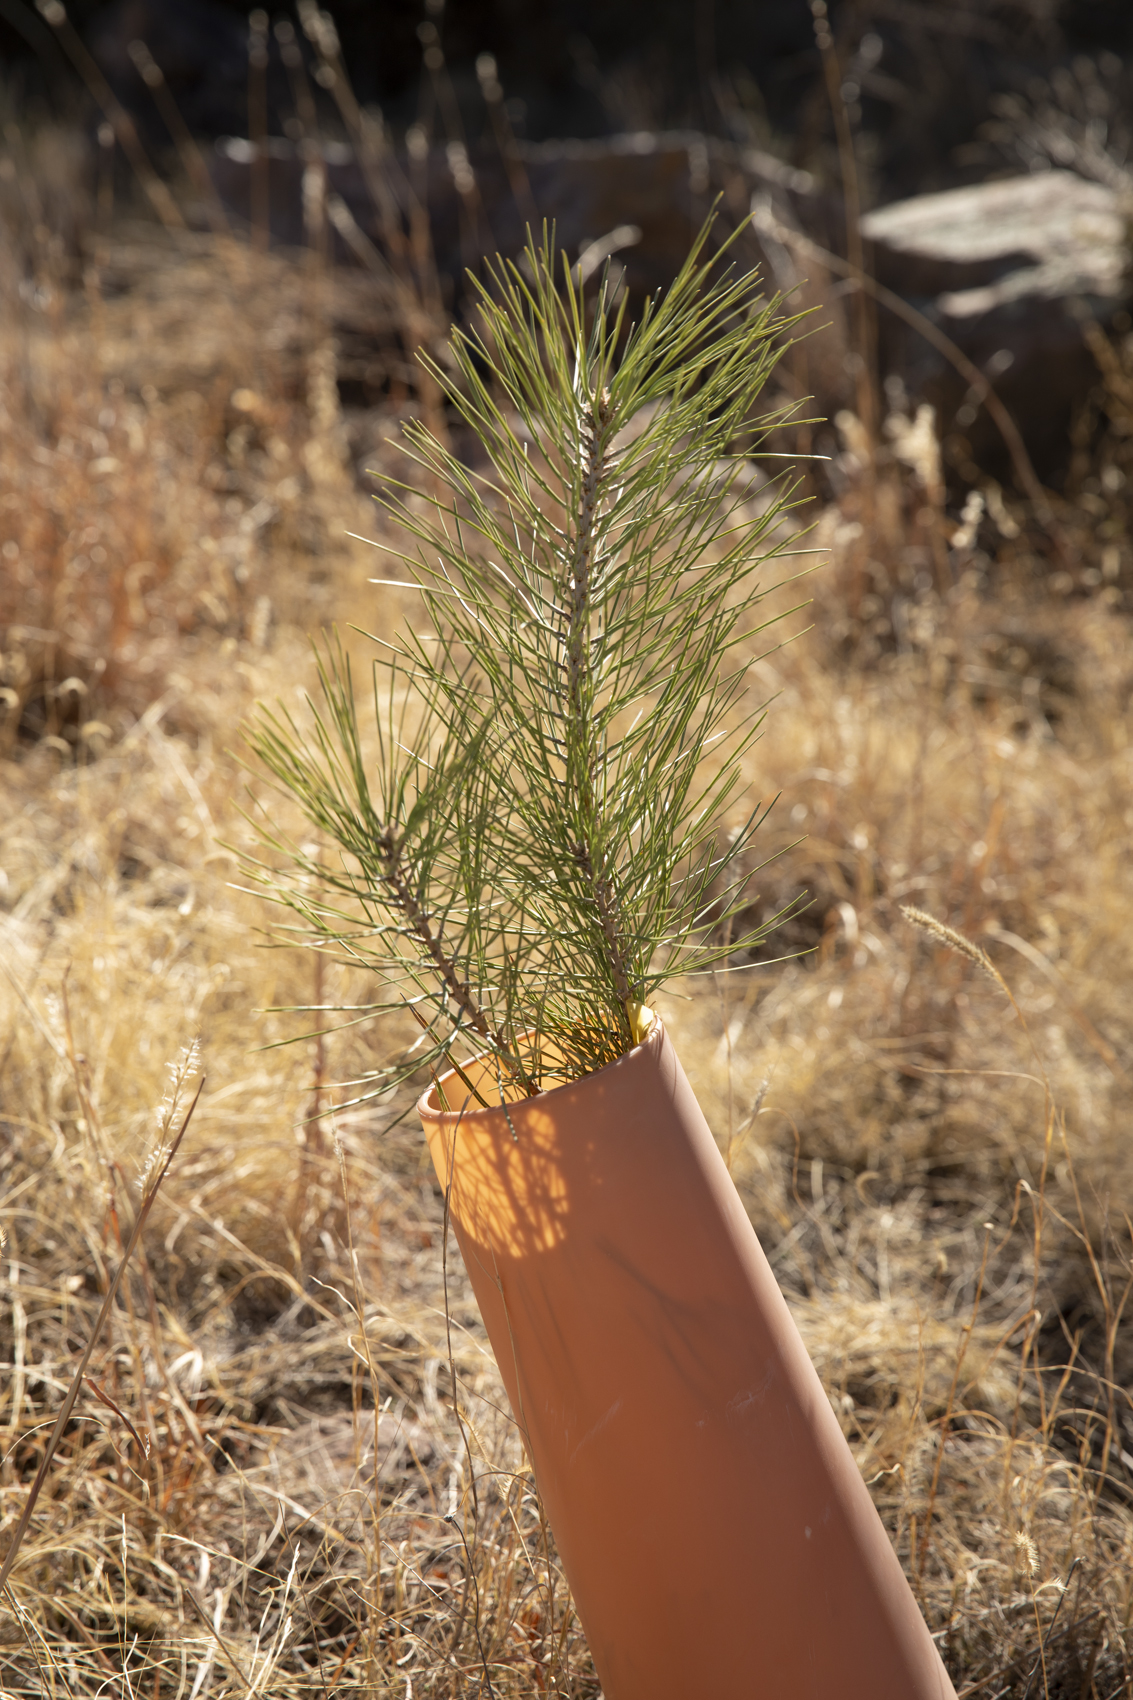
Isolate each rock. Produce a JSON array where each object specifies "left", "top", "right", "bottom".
[
  {"left": 206, "top": 127, "right": 828, "bottom": 415},
  {"left": 510, "top": 132, "right": 814, "bottom": 300},
  {"left": 860, "top": 171, "right": 1133, "bottom": 479},
  {"left": 208, "top": 129, "right": 815, "bottom": 298},
  {"left": 209, "top": 135, "right": 362, "bottom": 256},
  {"left": 862, "top": 170, "right": 1127, "bottom": 300}
]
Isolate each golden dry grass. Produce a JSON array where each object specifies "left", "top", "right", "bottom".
[{"left": 3, "top": 130, "right": 1133, "bottom": 1698}]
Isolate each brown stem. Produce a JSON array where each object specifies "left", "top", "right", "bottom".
[
  {"left": 812, "top": 0, "right": 878, "bottom": 446},
  {"left": 382, "top": 837, "right": 487, "bottom": 1035},
  {"left": 573, "top": 842, "right": 633, "bottom": 1009},
  {"left": 0, "top": 1080, "right": 203, "bottom": 1597},
  {"left": 248, "top": 11, "right": 270, "bottom": 253},
  {"left": 379, "top": 831, "right": 535, "bottom": 1092},
  {"left": 39, "top": 4, "right": 185, "bottom": 232},
  {"left": 565, "top": 390, "right": 635, "bottom": 1025},
  {"left": 750, "top": 202, "right": 1070, "bottom": 560}
]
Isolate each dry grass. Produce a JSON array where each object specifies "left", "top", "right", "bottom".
[{"left": 2, "top": 122, "right": 1133, "bottom": 1700}]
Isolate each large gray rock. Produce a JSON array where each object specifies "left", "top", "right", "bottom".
[
  {"left": 207, "top": 128, "right": 815, "bottom": 301},
  {"left": 207, "top": 127, "right": 832, "bottom": 418},
  {"left": 860, "top": 171, "right": 1133, "bottom": 478},
  {"left": 861, "top": 171, "right": 1127, "bottom": 300}
]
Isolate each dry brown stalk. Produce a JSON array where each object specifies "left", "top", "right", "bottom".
[{"left": 0, "top": 1077, "right": 203, "bottom": 1598}]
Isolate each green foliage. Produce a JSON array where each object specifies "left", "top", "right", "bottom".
[{"left": 246, "top": 215, "right": 809, "bottom": 1103}]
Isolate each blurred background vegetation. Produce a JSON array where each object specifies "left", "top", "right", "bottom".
[{"left": 5, "top": 0, "right": 1133, "bottom": 191}]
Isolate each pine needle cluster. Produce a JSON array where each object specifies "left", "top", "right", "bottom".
[{"left": 246, "top": 217, "right": 809, "bottom": 1104}]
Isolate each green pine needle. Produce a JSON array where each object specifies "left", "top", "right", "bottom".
[{"left": 244, "top": 212, "right": 812, "bottom": 1104}]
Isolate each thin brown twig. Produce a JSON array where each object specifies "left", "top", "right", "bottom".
[
  {"left": 35, "top": 1, "right": 185, "bottom": 231},
  {"left": 917, "top": 1221, "right": 993, "bottom": 1581},
  {"left": 811, "top": 0, "right": 877, "bottom": 444},
  {"left": 0, "top": 1077, "right": 204, "bottom": 1596},
  {"left": 332, "top": 1125, "right": 385, "bottom": 1682},
  {"left": 750, "top": 200, "right": 1070, "bottom": 557},
  {"left": 125, "top": 38, "right": 230, "bottom": 236},
  {"left": 247, "top": 8, "right": 270, "bottom": 253},
  {"left": 439, "top": 1110, "right": 476, "bottom": 1668}
]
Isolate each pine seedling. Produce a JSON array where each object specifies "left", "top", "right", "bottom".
[{"left": 246, "top": 214, "right": 811, "bottom": 1102}]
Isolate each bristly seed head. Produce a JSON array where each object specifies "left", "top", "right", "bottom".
[
  {"left": 1014, "top": 1531, "right": 1039, "bottom": 1576},
  {"left": 900, "top": 905, "right": 998, "bottom": 982}
]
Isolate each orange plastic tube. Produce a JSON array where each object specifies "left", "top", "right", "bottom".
[{"left": 419, "top": 1019, "right": 956, "bottom": 1699}]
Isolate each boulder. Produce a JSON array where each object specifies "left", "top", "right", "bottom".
[
  {"left": 206, "top": 127, "right": 830, "bottom": 412},
  {"left": 205, "top": 125, "right": 873, "bottom": 436},
  {"left": 860, "top": 171, "right": 1133, "bottom": 479},
  {"left": 207, "top": 128, "right": 816, "bottom": 299}
]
